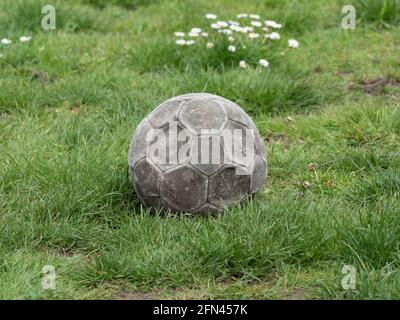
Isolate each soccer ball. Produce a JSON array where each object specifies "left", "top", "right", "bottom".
[{"left": 128, "top": 93, "right": 267, "bottom": 214}]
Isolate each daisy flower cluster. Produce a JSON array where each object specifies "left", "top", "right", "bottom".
[
  {"left": 0, "top": 35, "right": 32, "bottom": 57},
  {"left": 173, "top": 13, "right": 299, "bottom": 69},
  {"left": 1, "top": 35, "right": 32, "bottom": 45}
]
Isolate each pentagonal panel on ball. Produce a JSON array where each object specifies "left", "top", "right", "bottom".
[
  {"left": 132, "top": 158, "right": 161, "bottom": 197},
  {"left": 148, "top": 121, "right": 192, "bottom": 171},
  {"left": 178, "top": 98, "right": 228, "bottom": 134},
  {"left": 189, "top": 135, "right": 226, "bottom": 176},
  {"left": 208, "top": 165, "right": 251, "bottom": 208},
  {"left": 160, "top": 165, "right": 207, "bottom": 212},
  {"left": 148, "top": 99, "right": 184, "bottom": 128}
]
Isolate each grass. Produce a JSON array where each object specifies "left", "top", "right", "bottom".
[
  {"left": 0, "top": 0, "right": 399, "bottom": 299},
  {"left": 355, "top": 0, "right": 400, "bottom": 27}
]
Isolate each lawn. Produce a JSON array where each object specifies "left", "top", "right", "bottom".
[{"left": 0, "top": 0, "right": 399, "bottom": 299}]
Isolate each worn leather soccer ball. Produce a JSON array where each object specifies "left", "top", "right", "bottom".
[{"left": 128, "top": 93, "right": 267, "bottom": 214}]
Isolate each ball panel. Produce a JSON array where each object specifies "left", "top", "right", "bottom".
[
  {"left": 178, "top": 98, "right": 228, "bottom": 134},
  {"left": 132, "top": 158, "right": 161, "bottom": 197},
  {"left": 189, "top": 135, "right": 226, "bottom": 176},
  {"left": 160, "top": 165, "right": 207, "bottom": 212},
  {"left": 208, "top": 165, "right": 251, "bottom": 208},
  {"left": 250, "top": 155, "right": 267, "bottom": 193},
  {"left": 148, "top": 99, "right": 183, "bottom": 128},
  {"left": 219, "top": 97, "right": 252, "bottom": 127},
  {"left": 223, "top": 120, "right": 256, "bottom": 168},
  {"left": 148, "top": 121, "right": 192, "bottom": 171}
]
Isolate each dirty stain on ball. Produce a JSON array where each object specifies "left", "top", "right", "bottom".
[{"left": 128, "top": 93, "right": 267, "bottom": 214}]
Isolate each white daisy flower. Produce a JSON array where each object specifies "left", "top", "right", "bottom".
[
  {"left": 186, "top": 40, "right": 196, "bottom": 45},
  {"left": 206, "top": 13, "right": 217, "bottom": 19},
  {"left": 237, "top": 13, "right": 248, "bottom": 19},
  {"left": 218, "top": 29, "right": 233, "bottom": 35},
  {"left": 251, "top": 21, "right": 262, "bottom": 27},
  {"left": 238, "top": 27, "right": 249, "bottom": 33},
  {"left": 262, "top": 27, "right": 269, "bottom": 32},
  {"left": 217, "top": 21, "right": 229, "bottom": 27},
  {"left": 189, "top": 32, "right": 200, "bottom": 37},
  {"left": 248, "top": 32, "right": 260, "bottom": 39},
  {"left": 206, "top": 42, "right": 214, "bottom": 48},
  {"left": 264, "top": 20, "right": 275, "bottom": 27},
  {"left": 1, "top": 38, "right": 12, "bottom": 45},
  {"left": 228, "top": 36, "right": 235, "bottom": 42},
  {"left": 201, "top": 32, "right": 208, "bottom": 37},
  {"left": 250, "top": 14, "right": 260, "bottom": 20},
  {"left": 228, "top": 45, "right": 236, "bottom": 52},
  {"left": 265, "top": 32, "right": 280, "bottom": 40},
  {"left": 176, "top": 39, "right": 186, "bottom": 45},
  {"left": 264, "top": 20, "right": 282, "bottom": 28},
  {"left": 239, "top": 60, "right": 247, "bottom": 68},
  {"left": 228, "top": 21, "right": 240, "bottom": 26},
  {"left": 211, "top": 23, "right": 221, "bottom": 29},
  {"left": 19, "top": 35, "right": 32, "bottom": 42},
  {"left": 288, "top": 39, "right": 299, "bottom": 48},
  {"left": 259, "top": 59, "right": 269, "bottom": 68},
  {"left": 174, "top": 32, "right": 185, "bottom": 37},
  {"left": 191, "top": 28, "right": 202, "bottom": 33}
]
